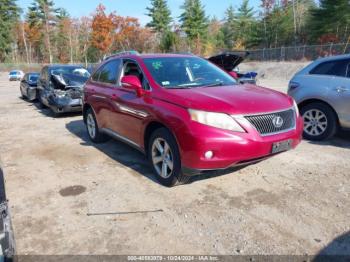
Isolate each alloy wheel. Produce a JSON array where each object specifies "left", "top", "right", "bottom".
[
  {"left": 151, "top": 138, "right": 174, "bottom": 179},
  {"left": 87, "top": 113, "right": 96, "bottom": 139},
  {"left": 303, "top": 109, "right": 328, "bottom": 137}
]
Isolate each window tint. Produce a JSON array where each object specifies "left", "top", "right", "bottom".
[
  {"left": 310, "top": 59, "right": 350, "bottom": 77},
  {"left": 97, "top": 60, "right": 121, "bottom": 84}
]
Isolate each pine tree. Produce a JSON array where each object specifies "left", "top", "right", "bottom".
[
  {"left": 235, "top": 0, "right": 255, "bottom": 47},
  {"left": 308, "top": 0, "right": 350, "bottom": 43},
  {"left": 0, "top": 0, "right": 20, "bottom": 61},
  {"left": 221, "top": 5, "right": 236, "bottom": 49},
  {"left": 146, "top": 0, "right": 172, "bottom": 33},
  {"left": 27, "top": 0, "right": 60, "bottom": 63},
  {"left": 179, "top": 0, "right": 208, "bottom": 41}
]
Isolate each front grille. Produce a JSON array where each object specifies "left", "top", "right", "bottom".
[{"left": 245, "top": 109, "right": 296, "bottom": 136}]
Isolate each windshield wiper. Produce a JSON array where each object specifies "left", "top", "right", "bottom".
[{"left": 203, "top": 82, "right": 224, "bottom": 87}]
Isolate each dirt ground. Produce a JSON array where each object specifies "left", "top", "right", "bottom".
[{"left": 0, "top": 68, "right": 349, "bottom": 256}]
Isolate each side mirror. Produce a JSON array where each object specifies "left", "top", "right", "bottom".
[{"left": 121, "top": 75, "right": 143, "bottom": 96}]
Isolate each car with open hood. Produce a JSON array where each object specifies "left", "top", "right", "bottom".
[
  {"left": 37, "top": 65, "right": 90, "bottom": 115},
  {"left": 0, "top": 158, "right": 15, "bottom": 261},
  {"left": 208, "top": 52, "right": 257, "bottom": 84},
  {"left": 83, "top": 52, "right": 303, "bottom": 187},
  {"left": 20, "top": 72, "right": 40, "bottom": 101}
]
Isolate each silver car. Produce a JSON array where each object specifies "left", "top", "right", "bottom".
[{"left": 288, "top": 54, "right": 350, "bottom": 141}]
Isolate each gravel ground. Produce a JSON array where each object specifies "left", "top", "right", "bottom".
[{"left": 0, "top": 71, "right": 349, "bottom": 256}]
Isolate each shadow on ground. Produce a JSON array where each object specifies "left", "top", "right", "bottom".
[
  {"left": 313, "top": 231, "right": 350, "bottom": 262},
  {"left": 65, "top": 120, "right": 248, "bottom": 186},
  {"left": 307, "top": 130, "right": 350, "bottom": 149}
]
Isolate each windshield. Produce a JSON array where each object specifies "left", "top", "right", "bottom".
[
  {"left": 143, "top": 57, "right": 236, "bottom": 89},
  {"left": 10, "top": 71, "right": 19, "bottom": 75},
  {"left": 50, "top": 67, "right": 90, "bottom": 78}
]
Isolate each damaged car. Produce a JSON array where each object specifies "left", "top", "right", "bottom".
[
  {"left": 208, "top": 52, "right": 258, "bottom": 84},
  {"left": 20, "top": 72, "right": 40, "bottom": 101},
  {"left": 0, "top": 159, "right": 15, "bottom": 261},
  {"left": 37, "top": 65, "right": 90, "bottom": 115}
]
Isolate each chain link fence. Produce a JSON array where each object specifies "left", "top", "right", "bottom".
[{"left": 248, "top": 43, "right": 350, "bottom": 61}]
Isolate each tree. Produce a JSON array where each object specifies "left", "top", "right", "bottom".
[
  {"left": 159, "top": 30, "right": 178, "bottom": 52},
  {"left": 221, "top": 5, "right": 236, "bottom": 49},
  {"left": 27, "top": 0, "right": 60, "bottom": 63},
  {"left": 146, "top": 0, "right": 172, "bottom": 33},
  {"left": 308, "top": 0, "right": 350, "bottom": 43},
  {"left": 179, "top": 0, "right": 208, "bottom": 40},
  {"left": 0, "top": 0, "right": 20, "bottom": 61},
  {"left": 235, "top": 0, "right": 255, "bottom": 48},
  {"left": 90, "top": 4, "right": 115, "bottom": 59},
  {"left": 179, "top": 0, "right": 208, "bottom": 54}
]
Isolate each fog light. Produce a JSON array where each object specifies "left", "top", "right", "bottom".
[{"left": 205, "top": 151, "right": 214, "bottom": 159}]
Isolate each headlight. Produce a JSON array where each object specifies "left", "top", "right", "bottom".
[
  {"left": 293, "top": 100, "right": 299, "bottom": 117},
  {"left": 53, "top": 90, "right": 67, "bottom": 98},
  {"left": 189, "top": 109, "right": 245, "bottom": 132}
]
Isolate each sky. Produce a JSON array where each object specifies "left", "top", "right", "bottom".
[{"left": 17, "top": 0, "right": 262, "bottom": 25}]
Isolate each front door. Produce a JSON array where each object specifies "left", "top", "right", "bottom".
[{"left": 108, "top": 59, "right": 151, "bottom": 147}]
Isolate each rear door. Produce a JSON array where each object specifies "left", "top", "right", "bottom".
[
  {"left": 333, "top": 59, "right": 350, "bottom": 128},
  {"left": 311, "top": 59, "right": 350, "bottom": 127}
]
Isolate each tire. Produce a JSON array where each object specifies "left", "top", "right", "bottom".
[
  {"left": 148, "top": 128, "right": 190, "bottom": 187},
  {"left": 300, "top": 102, "right": 338, "bottom": 141},
  {"left": 85, "top": 108, "right": 109, "bottom": 143}
]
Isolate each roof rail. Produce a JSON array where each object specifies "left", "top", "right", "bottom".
[{"left": 104, "top": 50, "right": 140, "bottom": 60}]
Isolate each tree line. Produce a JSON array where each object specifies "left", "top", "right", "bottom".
[{"left": 0, "top": 0, "right": 349, "bottom": 63}]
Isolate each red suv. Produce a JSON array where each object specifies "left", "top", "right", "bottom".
[{"left": 83, "top": 52, "right": 303, "bottom": 187}]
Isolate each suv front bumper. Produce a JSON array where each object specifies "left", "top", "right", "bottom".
[{"left": 179, "top": 115, "right": 304, "bottom": 174}]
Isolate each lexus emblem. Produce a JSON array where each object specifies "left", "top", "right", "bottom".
[{"left": 272, "top": 116, "right": 284, "bottom": 128}]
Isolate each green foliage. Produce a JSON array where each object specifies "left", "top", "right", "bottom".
[
  {"left": 308, "top": 0, "right": 350, "bottom": 43},
  {"left": 160, "top": 30, "right": 178, "bottom": 52},
  {"left": 221, "top": 5, "right": 236, "bottom": 49},
  {"left": 179, "top": 0, "right": 208, "bottom": 41},
  {"left": 0, "top": 0, "right": 20, "bottom": 61},
  {"left": 146, "top": 0, "right": 172, "bottom": 33}
]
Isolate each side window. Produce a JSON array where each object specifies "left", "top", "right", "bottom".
[
  {"left": 97, "top": 59, "right": 121, "bottom": 84},
  {"left": 310, "top": 59, "right": 350, "bottom": 77},
  {"left": 121, "top": 60, "right": 150, "bottom": 90},
  {"left": 91, "top": 67, "right": 102, "bottom": 82}
]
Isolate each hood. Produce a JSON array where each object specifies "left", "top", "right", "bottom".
[
  {"left": 159, "top": 84, "right": 293, "bottom": 115},
  {"left": 51, "top": 73, "right": 88, "bottom": 90},
  {"left": 208, "top": 52, "right": 249, "bottom": 72}
]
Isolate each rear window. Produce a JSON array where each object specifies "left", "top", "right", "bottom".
[
  {"left": 310, "top": 59, "right": 350, "bottom": 77},
  {"left": 29, "top": 75, "right": 39, "bottom": 82}
]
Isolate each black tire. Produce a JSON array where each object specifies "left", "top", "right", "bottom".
[
  {"left": 85, "top": 108, "right": 109, "bottom": 143},
  {"left": 148, "top": 128, "right": 190, "bottom": 187},
  {"left": 300, "top": 102, "right": 338, "bottom": 141}
]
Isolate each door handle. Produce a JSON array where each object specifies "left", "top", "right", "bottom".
[{"left": 335, "top": 86, "right": 349, "bottom": 93}]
